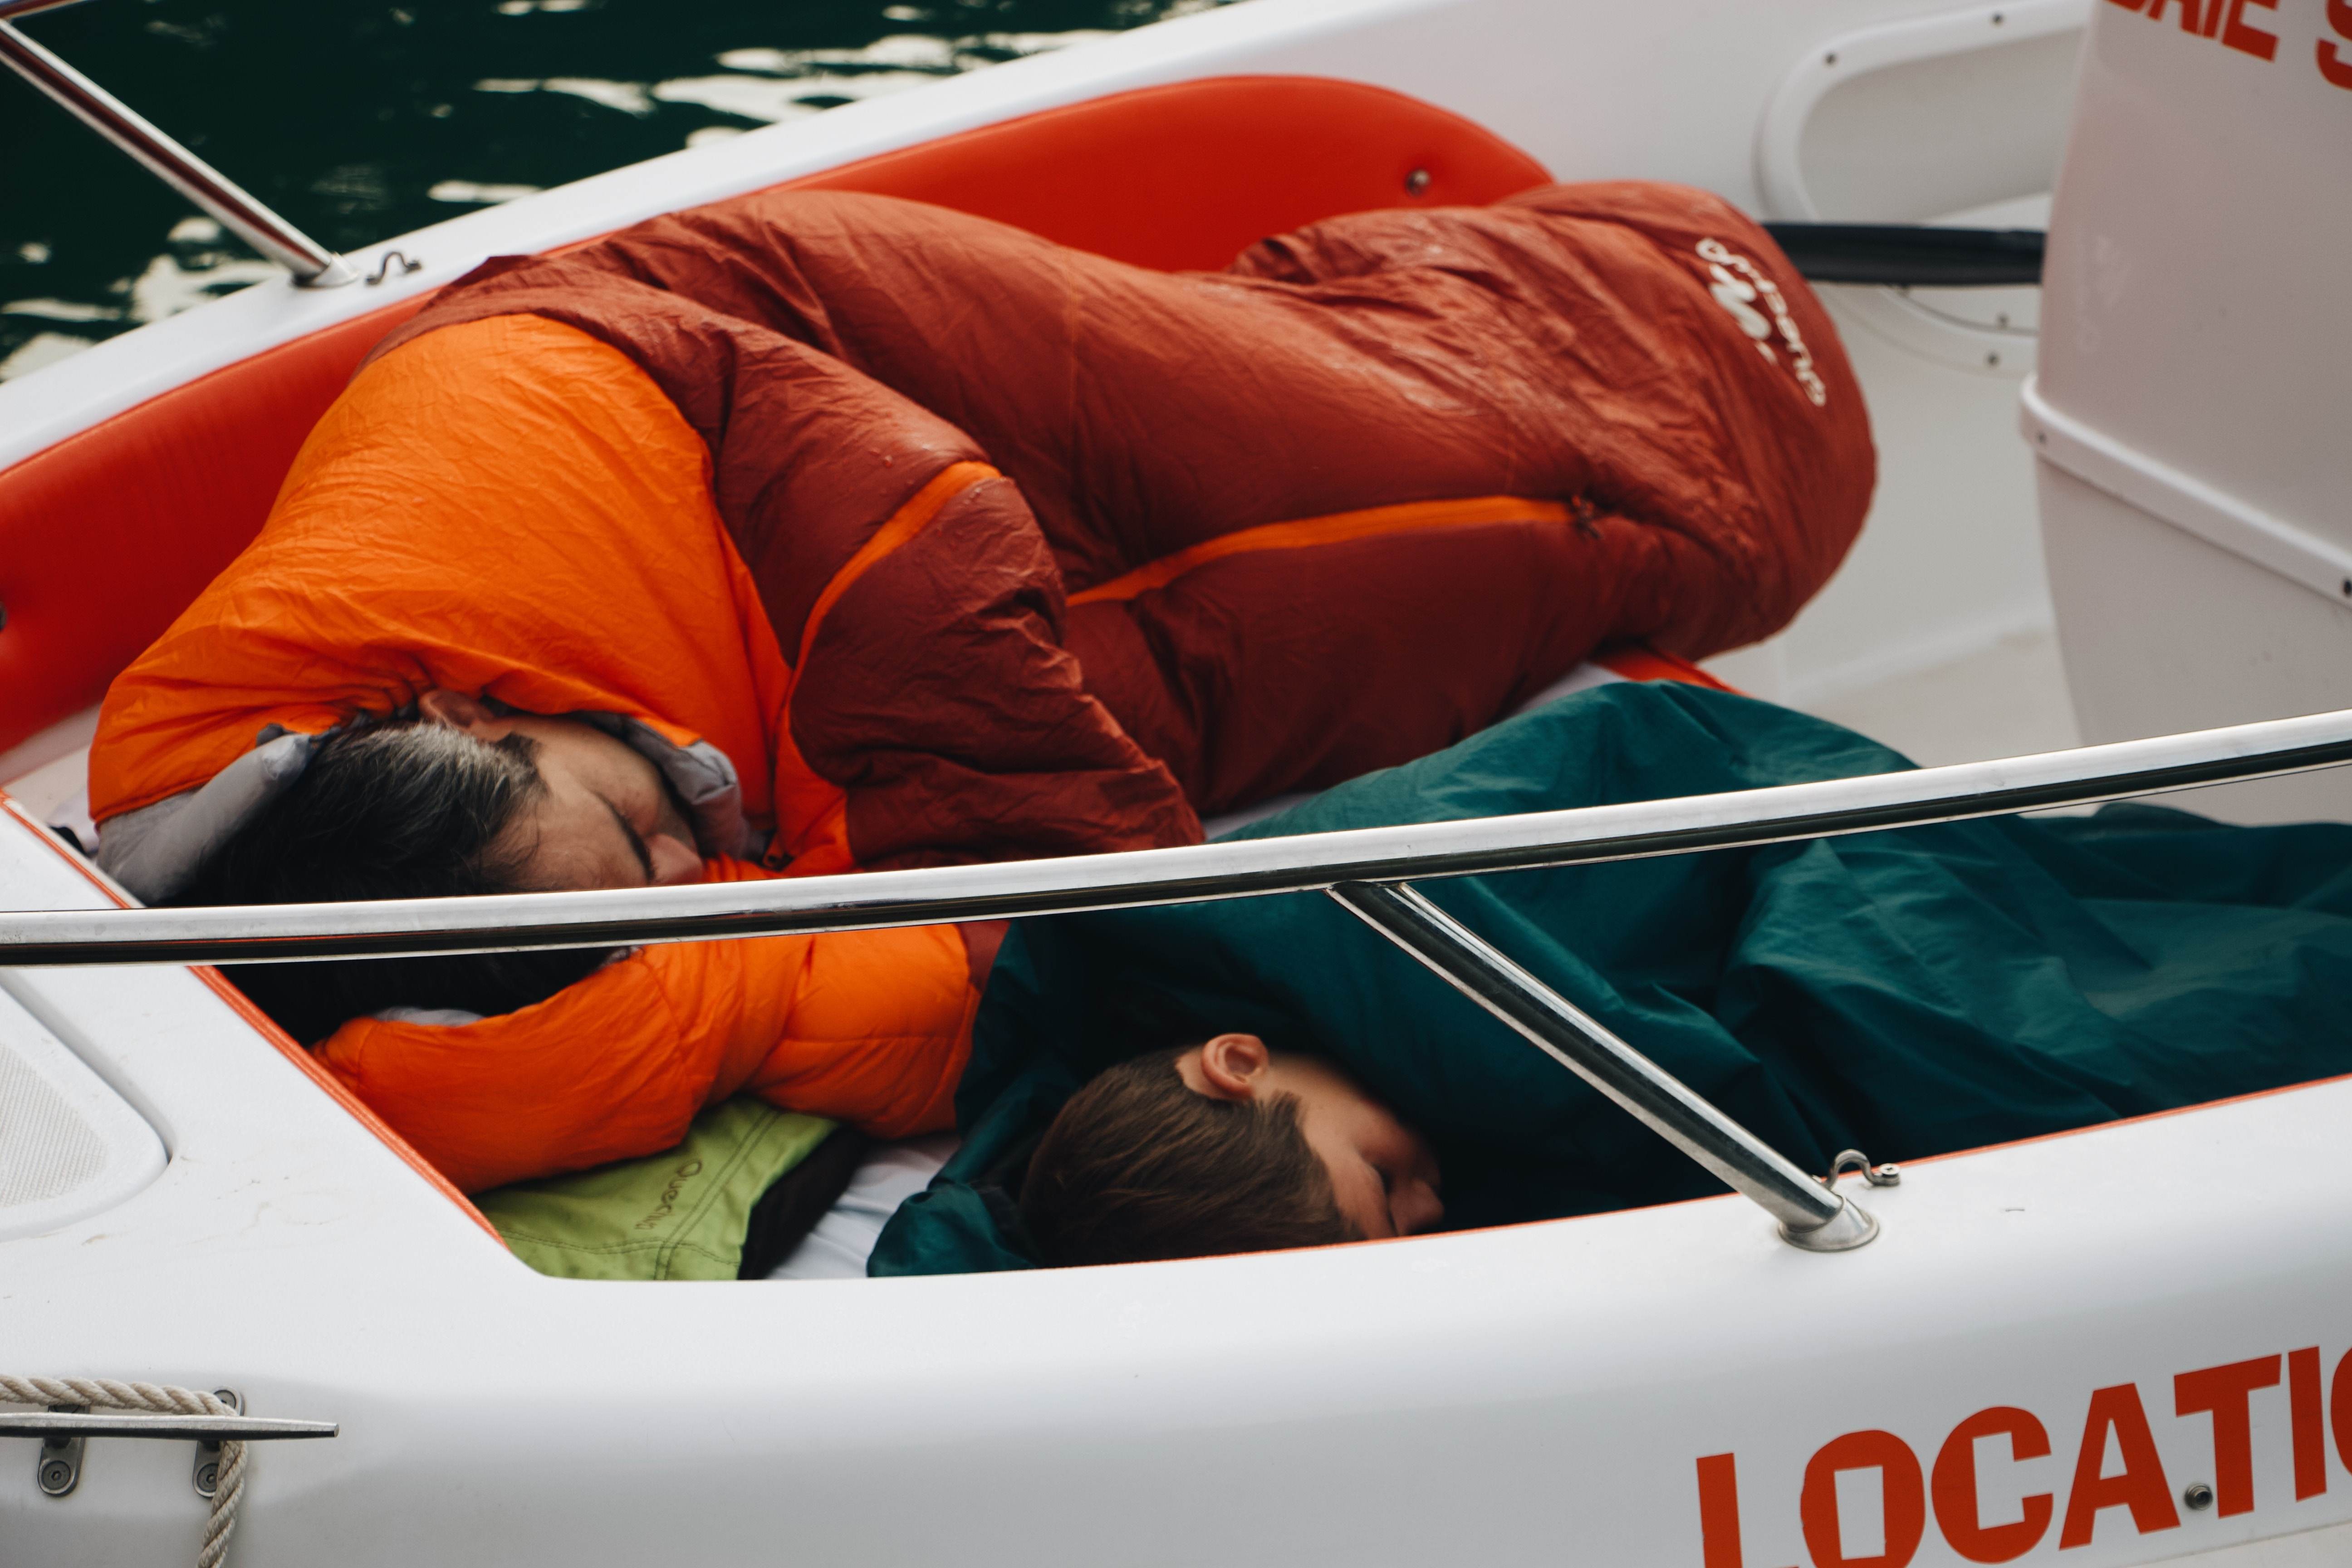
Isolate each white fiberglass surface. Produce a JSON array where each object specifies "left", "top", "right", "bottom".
[{"left": 0, "top": 985, "right": 164, "bottom": 1240}]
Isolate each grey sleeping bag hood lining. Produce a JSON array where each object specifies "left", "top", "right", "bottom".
[{"left": 94, "top": 706, "right": 757, "bottom": 906}]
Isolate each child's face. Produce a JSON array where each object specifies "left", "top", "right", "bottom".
[{"left": 1179, "top": 1035, "right": 1444, "bottom": 1240}]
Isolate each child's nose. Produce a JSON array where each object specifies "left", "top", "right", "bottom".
[{"left": 1395, "top": 1181, "right": 1445, "bottom": 1236}]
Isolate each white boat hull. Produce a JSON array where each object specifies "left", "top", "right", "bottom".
[{"left": 8, "top": 0, "right": 2350, "bottom": 1562}]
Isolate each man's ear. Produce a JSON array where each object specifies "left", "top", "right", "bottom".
[
  {"left": 1186, "top": 1033, "right": 1271, "bottom": 1102},
  {"left": 417, "top": 688, "right": 510, "bottom": 736}
]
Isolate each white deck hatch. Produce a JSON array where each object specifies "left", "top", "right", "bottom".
[{"left": 0, "top": 986, "right": 165, "bottom": 1241}]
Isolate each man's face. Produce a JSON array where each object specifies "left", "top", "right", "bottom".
[
  {"left": 1179, "top": 1034, "right": 1444, "bottom": 1240},
  {"left": 417, "top": 690, "right": 705, "bottom": 891}
]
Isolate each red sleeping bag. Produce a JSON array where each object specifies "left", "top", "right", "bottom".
[
  {"left": 359, "top": 180, "right": 1876, "bottom": 865},
  {"left": 90, "top": 181, "right": 1873, "bottom": 1190}
]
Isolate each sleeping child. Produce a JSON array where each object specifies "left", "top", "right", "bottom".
[{"left": 873, "top": 680, "right": 2352, "bottom": 1273}]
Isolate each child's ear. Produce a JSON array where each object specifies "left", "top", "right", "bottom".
[{"left": 1189, "top": 1033, "right": 1271, "bottom": 1100}]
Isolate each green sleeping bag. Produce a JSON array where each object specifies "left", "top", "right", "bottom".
[
  {"left": 478, "top": 1098, "right": 864, "bottom": 1280},
  {"left": 873, "top": 681, "right": 2352, "bottom": 1275}
]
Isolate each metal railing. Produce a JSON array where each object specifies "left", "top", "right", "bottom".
[
  {"left": 10, "top": 708, "right": 2352, "bottom": 1253},
  {"left": 1330, "top": 881, "right": 1879, "bottom": 1250},
  {"left": 0, "top": 0, "right": 359, "bottom": 286},
  {"left": 8, "top": 708, "right": 2348, "bottom": 966}
]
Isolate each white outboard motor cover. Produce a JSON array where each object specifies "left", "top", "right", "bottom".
[{"left": 2027, "top": 0, "right": 2352, "bottom": 820}]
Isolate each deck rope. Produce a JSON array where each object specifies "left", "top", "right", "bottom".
[{"left": 0, "top": 1376, "right": 245, "bottom": 1567}]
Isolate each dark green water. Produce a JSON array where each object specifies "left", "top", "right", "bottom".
[{"left": 0, "top": 0, "right": 1222, "bottom": 378}]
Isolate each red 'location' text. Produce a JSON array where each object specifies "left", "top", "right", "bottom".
[{"left": 1697, "top": 1346, "right": 2351, "bottom": 1566}]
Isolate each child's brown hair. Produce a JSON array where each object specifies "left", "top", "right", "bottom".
[{"left": 1018, "top": 1046, "right": 1354, "bottom": 1267}]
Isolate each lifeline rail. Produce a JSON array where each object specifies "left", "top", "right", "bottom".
[{"left": 5, "top": 708, "right": 2350, "bottom": 965}]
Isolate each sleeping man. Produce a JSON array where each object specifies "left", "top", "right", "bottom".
[
  {"left": 875, "top": 680, "right": 2352, "bottom": 1274},
  {"left": 86, "top": 181, "right": 1873, "bottom": 1193}
]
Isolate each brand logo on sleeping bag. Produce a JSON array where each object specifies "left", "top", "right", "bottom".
[
  {"left": 1693, "top": 1346, "right": 2348, "bottom": 1564},
  {"left": 1697, "top": 238, "right": 1829, "bottom": 409},
  {"left": 636, "top": 1158, "right": 705, "bottom": 1230}
]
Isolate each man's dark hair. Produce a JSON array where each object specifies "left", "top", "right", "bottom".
[
  {"left": 174, "top": 717, "right": 614, "bottom": 1044},
  {"left": 1018, "top": 1045, "right": 1354, "bottom": 1267}
]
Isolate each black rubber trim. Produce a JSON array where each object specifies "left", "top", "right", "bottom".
[{"left": 1760, "top": 223, "right": 2045, "bottom": 287}]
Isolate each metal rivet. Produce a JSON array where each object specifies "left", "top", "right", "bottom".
[
  {"left": 193, "top": 1387, "right": 242, "bottom": 1499},
  {"left": 1986, "top": 351, "right": 2001, "bottom": 367},
  {"left": 2037, "top": 431, "right": 2048, "bottom": 445},
  {"left": 36, "top": 1405, "right": 83, "bottom": 1498},
  {"left": 1405, "top": 168, "right": 1431, "bottom": 196},
  {"left": 2184, "top": 1482, "right": 2215, "bottom": 1510},
  {"left": 1992, "top": 10, "right": 2006, "bottom": 22},
  {"left": 1825, "top": 50, "right": 1839, "bottom": 65},
  {"left": 2341, "top": 579, "right": 2351, "bottom": 598}
]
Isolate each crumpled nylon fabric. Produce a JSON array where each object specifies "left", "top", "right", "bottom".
[{"left": 88, "top": 183, "right": 1874, "bottom": 1191}]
